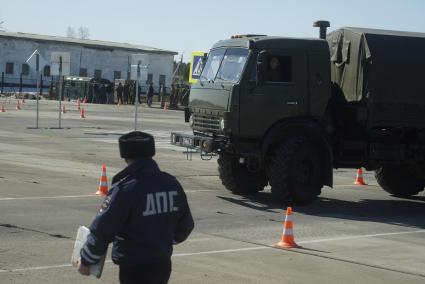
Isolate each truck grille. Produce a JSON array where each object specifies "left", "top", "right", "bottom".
[{"left": 193, "top": 115, "right": 221, "bottom": 132}]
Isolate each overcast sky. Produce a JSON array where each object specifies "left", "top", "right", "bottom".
[{"left": 1, "top": 0, "right": 425, "bottom": 61}]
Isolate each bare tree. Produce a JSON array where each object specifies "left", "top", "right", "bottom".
[
  {"left": 66, "top": 26, "right": 76, "bottom": 38},
  {"left": 77, "top": 26, "right": 90, "bottom": 40}
]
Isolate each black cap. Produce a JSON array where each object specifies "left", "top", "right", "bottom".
[{"left": 119, "top": 131, "right": 155, "bottom": 159}]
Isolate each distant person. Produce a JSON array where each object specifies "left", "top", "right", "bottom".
[
  {"left": 93, "top": 83, "right": 99, "bottom": 104},
  {"left": 123, "top": 81, "right": 130, "bottom": 105},
  {"left": 131, "top": 82, "right": 142, "bottom": 105},
  {"left": 77, "top": 131, "right": 194, "bottom": 284},
  {"left": 170, "top": 84, "right": 177, "bottom": 109},
  {"left": 129, "top": 82, "right": 136, "bottom": 105},
  {"left": 147, "top": 83, "right": 154, "bottom": 107},
  {"left": 116, "top": 83, "right": 124, "bottom": 105},
  {"left": 99, "top": 84, "right": 107, "bottom": 104},
  {"left": 106, "top": 83, "right": 114, "bottom": 104}
]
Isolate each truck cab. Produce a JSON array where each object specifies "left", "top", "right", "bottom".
[{"left": 185, "top": 36, "right": 331, "bottom": 150}]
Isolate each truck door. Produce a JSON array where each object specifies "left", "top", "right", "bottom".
[{"left": 239, "top": 50, "right": 308, "bottom": 138}]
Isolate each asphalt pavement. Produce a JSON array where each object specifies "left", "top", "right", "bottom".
[{"left": 0, "top": 99, "right": 424, "bottom": 283}]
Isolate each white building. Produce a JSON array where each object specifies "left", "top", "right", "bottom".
[{"left": 0, "top": 31, "right": 177, "bottom": 93}]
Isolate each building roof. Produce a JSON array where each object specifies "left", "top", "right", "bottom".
[{"left": 0, "top": 31, "right": 178, "bottom": 55}]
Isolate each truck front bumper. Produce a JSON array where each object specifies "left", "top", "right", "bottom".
[{"left": 170, "top": 132, "right": 224, "bottom": 153}]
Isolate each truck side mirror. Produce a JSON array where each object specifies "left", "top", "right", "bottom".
[
  {"left": 256, "top": 51, "right": 267, "bottom": 85},
  {"left": 201, "top": 53, "right": 208, "bottom": 68}
]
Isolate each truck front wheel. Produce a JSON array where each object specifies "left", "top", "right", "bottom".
[
  {"left": 375, "top": 165, "right": 425, "bottom": 197},
  {"left": 268, "top": 137, "right": 323, "bottom": 205},
  {"left": 218, "top": 154, "right": 268, "bottom": 194}
]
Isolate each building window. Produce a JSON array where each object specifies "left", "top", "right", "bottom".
[
  {"left": 94, "top": 69, "right": 102, "bottom": 79},
  {"left": 44, "top": 65, "right": 51, "bottom": 77},
  {"left": 114, "top": 71, "right": 121, "bottom": 79},
  {"left": 159, "top": 74, "right": 166, "bottom": 85},
  {"left": 22, "top": 64, "right": 30, "bottom": 76},
  {"left": 6, "top": 62, "right": 14, "bottom": 74},
  {"left": 79, "top": 68, "right": 87, "bottom": 77},
  {"left": 147, "top": 73, "right": 153, "bottom": 84}
]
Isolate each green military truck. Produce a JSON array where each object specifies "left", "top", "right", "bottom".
[{"left": 171, "top": 21, "right": 425, "bottom": 205}]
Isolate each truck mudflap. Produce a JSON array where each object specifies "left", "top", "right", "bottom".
[{"left": 170, "top": 132, "right": 223, "bottom": 160}]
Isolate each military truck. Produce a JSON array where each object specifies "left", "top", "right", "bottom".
[{"left": 171, "top": 21, "right": 425, "bottom": 205}]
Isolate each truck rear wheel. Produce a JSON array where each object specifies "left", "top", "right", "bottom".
[
  {"left": 375, "top": 165, "right": 425, "bottom": 197},
  {"left": 268, "top": 137, "right": 323, "bottom": 205},
  {"left": 218, "top": 154, "right": 268, "bottom": 194}
]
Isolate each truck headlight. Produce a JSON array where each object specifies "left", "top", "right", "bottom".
[
  {"left": 189, "top": 114, "right": 194, "bottom": 128},
  {"left": 220, "top": 118, "right": 225, "bottom": 131}
]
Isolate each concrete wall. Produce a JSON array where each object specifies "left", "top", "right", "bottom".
[{"left": 0, "top": 37, "right": 174, "bottom": 92}]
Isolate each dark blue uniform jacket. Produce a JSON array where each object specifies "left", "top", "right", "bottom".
[{"left": 80, "top": 159, "right": 194, "bottom": 266}]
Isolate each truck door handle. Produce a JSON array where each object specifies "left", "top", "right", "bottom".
[{"left": 286, "top": 101, "right": 298, "bottom": 105}]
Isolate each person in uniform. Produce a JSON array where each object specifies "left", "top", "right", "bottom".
[
  {"left": 77, "top": 131, "right": 194, "bottom": 284},
  {"left": 267, "top": 57, "right": 284, "bottom": 82},
  {"left": 147, "top": 83, "right": 154, "bottom": 107},
  {"left": 123, "top": 81, "right": 130, "bottom": 105},
  {"left": 116, "top": 83, "right": 124, "bottom": 105}
]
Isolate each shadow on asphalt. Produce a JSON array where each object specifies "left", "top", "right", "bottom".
[
  {"left": 217, "top": 193, "right": 283, "bottom": 213},
  {"left": 218, "top": 192, "right": 425, "bottom": 229}
]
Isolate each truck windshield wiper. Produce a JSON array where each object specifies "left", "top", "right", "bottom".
[{"left": 215, "top": 75, "right": 229, "bottom": 82}]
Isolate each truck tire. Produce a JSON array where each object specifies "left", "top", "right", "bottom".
[
  {"left": 218, "top": 154, "right": 268, "bottom": 194},
  {"left": 375, "top": 165, "right": 425, "bottom": 197},
  {"left": 268, "top": 137, "right": 323, "bottom": 205}
]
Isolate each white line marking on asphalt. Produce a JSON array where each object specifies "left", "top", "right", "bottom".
[
  {"left": 1, "top": 229, "right": 424, "bottom": 273},
  {"left": 172, "top": 246, "right": 267, "bottom": 257},
  {"left": 0, "top": 195, "right": 99, "bottom": 201},
  {"left": 9, "top": 264, "right": 72, "bottom": 272},
  {"left": 0, "top": 190, "right": 216, "bottom": 201},
  {"left": 298, "top": 229, "right": 425, "bottom": 244}
]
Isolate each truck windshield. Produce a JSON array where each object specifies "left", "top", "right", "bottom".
[
  {"left": 215, "top": 48, "right": 249, "bottom": 83},
  {"left": 200, "top": 48, "right": 249, "bottom": 83},
  {"left": 200, "top": 49, "right": 226, "bottom": 82}
]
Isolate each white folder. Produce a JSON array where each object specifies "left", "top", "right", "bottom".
[{"left": 71, "top": 226, "right": 107, "bottom": 279}]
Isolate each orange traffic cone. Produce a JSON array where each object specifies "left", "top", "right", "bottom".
[
  {"left": 61, "top": 104, "right": 66, "bottom": 114},
  {"left": 354, "top": 168, "right": 367, "bottom": 185},
  {"left": 80, "top": 107, "right": 85, "bottom": 118},
  {"left": 96, "top": 164, "right": 109, "bottom": 196},
  {"left": 16, "top": 100, "right": 21, "bottom": 110},
  {"left": 274, "top": 207, "right": 300, "bottom": 249},
  {"left": 1, "top": 104, "right": 5, "bottom": 112},
  {"left": 77, "top": 99, "right": 81, "bottom": 110}
]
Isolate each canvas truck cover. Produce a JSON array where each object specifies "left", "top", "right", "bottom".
[{"left": 327, "top": 27, "right": 425, "bottom": 127}]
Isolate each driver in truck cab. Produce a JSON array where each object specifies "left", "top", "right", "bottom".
[{"left": 267, "top": 56, "right": 284, "bottom": 82}]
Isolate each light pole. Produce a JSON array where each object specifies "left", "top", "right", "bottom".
[
  {"left": 35, "top": 53, "right": 40, "bottom": 129},
  {"left": 134, "top": 61, "right": 141, "bottom": 131},
  {"left": 58, "top": 56, "right": 63, "bottom": 129}
]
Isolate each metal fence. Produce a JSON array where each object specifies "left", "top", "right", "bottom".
[
  {"left": 0, "top": 72, "right": 190, "bottom": 107},
  {"left": 0, "top": 72, "right": 53, "bottom": 96}
]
